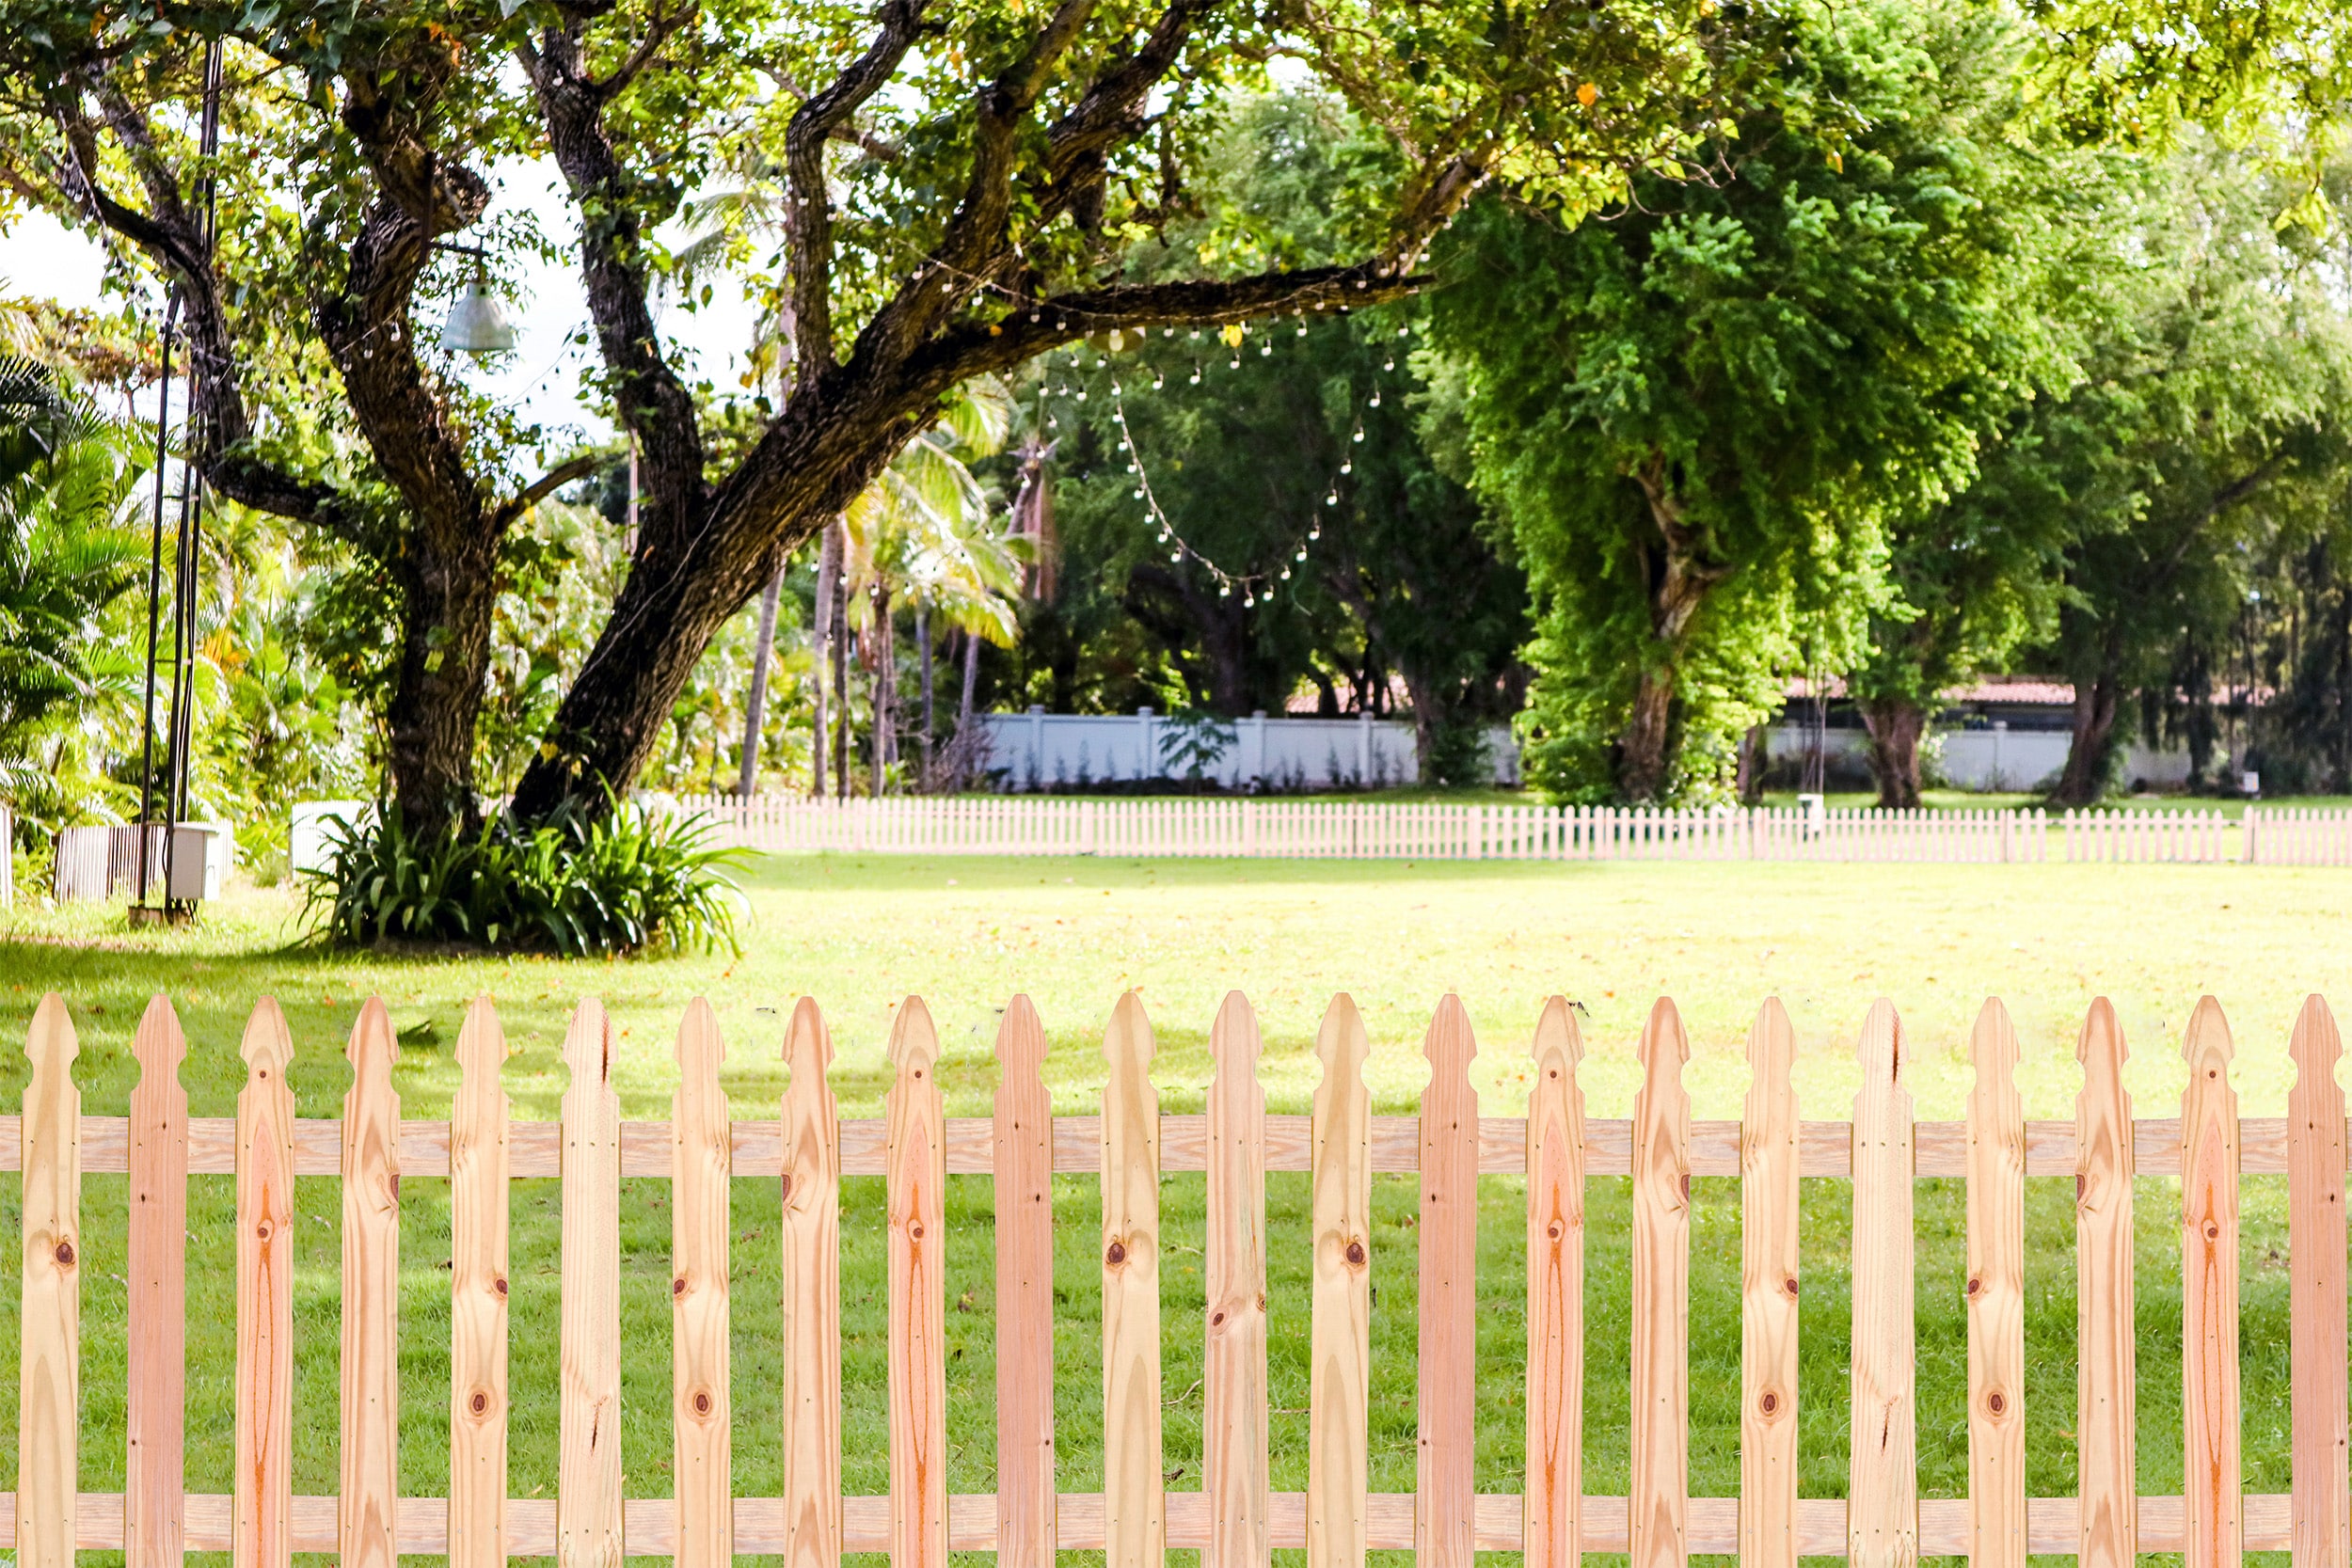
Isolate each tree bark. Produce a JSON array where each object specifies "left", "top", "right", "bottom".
[
  {"left": 834, "top": 581, "right": 851, "bottom": 799},
  {"left": 1614, "top": 458, "right": 1730, "bottom": 802},
  {"left": 916, "top": 608, "right": 934, "bottom": 788},
  {"left": 2054, "top": 664, "right": 2124, "bottom": 805},
  {"left": 871, "top": 583, "right": 894, "bottom": 794},
  {"left": 738, "top": 566, "right": 785, "bottom": 799},
  {"left": 1858, "top": 697, "right": 1928, "bottom": 809},
  {"left": 810, "top": 523, "right": 839, "bottom": 797}
]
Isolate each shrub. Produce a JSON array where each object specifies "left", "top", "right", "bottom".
[{"left": 302, "top": 795, "right": 746, "bottom": 956}]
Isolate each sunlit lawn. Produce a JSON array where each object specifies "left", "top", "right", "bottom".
[{"left": 2, "top": 851, "right": 2348, "bottom": 1567}]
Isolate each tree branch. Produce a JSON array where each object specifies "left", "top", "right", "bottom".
[
  {"left": 782, "top": 0, "right": 933, "bottom": 387},
  {"left": 597, "top": 0, "right": 696, "bottom": 102},
  {"left": 522, "top": 23, "right": 707, "bottom": 546},
  {"left": 492, "top": 452, "right": 604, "bottom": 529}
]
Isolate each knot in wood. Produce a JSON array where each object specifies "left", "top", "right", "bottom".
[
  {"left": 1106, "top": 1241, "right": 1127, "bottom": 1265},
  {"left": 53, "top": 1241, "right": 72, "bottom": 1266},
  {"left": 1758, "top": 1391, "right": 1778, "bottom": 1415},
  {"left": 2204, "top": 1221, "right": 2220, "bottom": 1241},
  {"left": 471, "top": 1391, "right": 490, "bottom": 1416},
  {"left": 674, "top": 1275, "right": 690, "bottom": 1295},
  {"left": 780, "top": 1174, "right": 792, "bottom": 1202},
  {"left": 1987, "top": 1391, "right": 2005, "bottom": 1415},
  {"left": 693, "top": 1391, "right": 713, "bottom": 1416},
  {"left": 494, "top": 1276, "right": 508, "bottom": 1296},
  {"left": 255, "top": 1221, "right": 273, "bottom": 1242},
  {"left": 1785, "top": 1276, "right": 1799, "bottom": 1297},
  {"left": 1345, "top": 1241, "right": 1367, "bottom": 1266},
  {"left": 1211, "top": 1311, "right": 1225, "bottom": 1326},
  {"left": 1966, "top": 1275, "right": 1980, "bottom": 1296},
  {"left": 911, "top": 1224, "right": 925, "bottom": 1240},
  {"left": 1547, "top": 1222, "right": 1564, "bottom": 1241}
]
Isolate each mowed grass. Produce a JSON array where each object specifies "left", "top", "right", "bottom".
[{"left": 1, "top": 851, "right": 2349, "bottom": 1568}]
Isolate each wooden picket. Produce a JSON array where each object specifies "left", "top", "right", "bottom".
[{"left": 16, "top": 985, "right": 2352, "bottom": 1563}]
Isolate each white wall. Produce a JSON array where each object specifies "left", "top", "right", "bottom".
[
  {"left": 973, "top": 708, "right": 1519, "bottom": 791},
  {"left": 1765, "top": 724, "right": 2192, "bottom": 791}
]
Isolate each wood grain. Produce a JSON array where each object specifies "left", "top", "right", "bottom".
[
  {"left": 1631, "top": 999, "right": 1691, "bottom": 1568},
  {"left": 994, "top": 995, "right": 1057, "bottom": 1568},
  {"left": 781, "top": 997, "right": 842, "bottom": 1568},
  {"left": 2076, "top": 998, "right": 2137, "bottom": 1568},
  {"left": 1850, "top": 1000, "right": 1916, "bottom": 1568},
  {"left": 451, "top": 997, "right": 510, "bottom": 1568},
  {"left": 672, "top": 999, "right": 732, "bottom": 1568},
  {"left": 1524, "top": 998, "right": 1585, "bottom": 1568},
  {"left": 1740, "top": 999, "right": 1799, "bottom": 1568},
  {"left": 886, "top": 999, "right": 948, "bottom": 1568},
  {"left": 126, "top": 994, "right": 188, "bottom": 1568},
  {"left": 1103, "top": 992, "right": 1166, "bottom": 1568},
  {"left": 559, "top": 1000, "right": 624, "bottom": 1568},
  {"left": 1309, "top": 994, "right": 1373, "bottom": 1568},
  {"left": 234, "top": 998, "right": 297, "bottom": 1568},
  {"left": 340, "top": 998, "right": 402, "bottom": 1568},
  {"left": 18, "top": 994, "right": 78, "bottom": 1568},
  {"left": 2290, "top": 994, "right": 2350, "bottom": 1568},
  {"left": 1418, "top": 995, "right": 1479, "bottom": 1568},
  {"left": 2179, "top": 997, "right": 2239, "bottom": 1568},
  {"left": 1965, "top": 999, "right": 2026, "bottom": 1568},
  {"left": 1204, "top": 991, "right": 1268, "bottom": 1568}
]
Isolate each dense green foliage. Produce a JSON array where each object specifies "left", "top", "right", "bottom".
[
  {"left": 301, "top": 798, "right": 746, "bottom": 956},
  {"left": 1434, "top": 0, "right": 2085, "bottom": 801}
]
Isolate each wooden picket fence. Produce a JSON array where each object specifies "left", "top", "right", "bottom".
[
  {"left": 8, "top": 985, "right": 2352, "bottom": 1566},
  {"left": 677, "top": 794, "right": 2352, "bottom": 864}
]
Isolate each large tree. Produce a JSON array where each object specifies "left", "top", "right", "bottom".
[
  {"left": 1432, "top": 0, "right": 2076, "bottom": 801},
  {"left": 0, "top": 0, "right": 1756, "bottom": 824}
]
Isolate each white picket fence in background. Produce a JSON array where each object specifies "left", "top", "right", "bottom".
[{"left": 672, "top": 795, "right": 2345, "bottom": 864}]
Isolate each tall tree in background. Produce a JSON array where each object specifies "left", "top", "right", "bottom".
[
  {"left": 2, "top": 0, "right": 1764, "bottom": 827},
  {"left": 1434, "top": 0, "right": 2084, "bottom": 801}
]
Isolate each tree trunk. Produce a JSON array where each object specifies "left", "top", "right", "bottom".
[
  {"left": 871, "top": 584, "right": 894, "bottom": 794},
  {"left": 1618, "top": 667, "right": 1677, "bottom": 803},
  {"left": 1737, "top": 724, "right": 1766, "bottom": 805},
  {"left": 834, "top": 565, "right": 851, "bottom": 800},
  {"left": 1401, "top": 669, "right": 1445, "bottom": 786},
  {"left": 1614, "top": 461, "right": 1730, "bottom": 803},
  {"left": 954, "top": 629, "right": 982, "bottom": 788},
  {"left": 917, "top": 608, "right": 934, "bottom": 788},
  {"left": 2054, "top": 666, "right": 2124, "bottom": 805},
  {"left": 1858, "top": 697, "right": 1928, "bottom": 809},
  {"left": 810, "top": 524, "right": 839, "bottom": 797},
  {"left": 383, "top": 515, "right": 504, "bottom": 829},
  {"left": 738, "top": 566, "right": 785, "bottom": 800}
]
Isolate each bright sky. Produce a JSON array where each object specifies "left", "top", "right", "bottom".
[{"left": 0, "top": 159, "right": 764, "bottom": 445}]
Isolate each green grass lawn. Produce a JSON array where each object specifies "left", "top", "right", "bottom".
[{"left": 2, "top": 853, "right": 2348, "bottom": 1567}]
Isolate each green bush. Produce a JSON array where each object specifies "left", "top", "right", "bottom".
[{"left": 301, "top": 796, "right": 746, "bottom": 956}]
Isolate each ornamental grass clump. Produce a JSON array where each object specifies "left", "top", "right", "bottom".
[{"left": 301, "top": 795, "right": 745, "bottom": 957}]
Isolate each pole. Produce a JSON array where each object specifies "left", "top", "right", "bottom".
[{"left": 134, "top": 296, "right": 180, "bottom": 905}]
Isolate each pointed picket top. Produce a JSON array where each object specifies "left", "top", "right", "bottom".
[
  {"left": 784, "top": 996, "right": 835, "bottom": 1122},
  {"left": 241, "top": 995, "right": 295, "bottom": 1087},
  {"left": 889, "top": 996, "right": 942, "bottom": 1081},
  {"left": 1744, "top": 997, "right": 1796, "bottom": 1135},
  {"left": 344, "top": 997, "right": 400, "bottom": 1150},
  {"left": 2289, "top": 993, "right": 2344, "bottom": 1101},
  {"left": 997, "top": 994, "right": 1048, "bottom": 1100},
  {"left": 456, "top": 995, "right": 509, "bottom": 1099},
  {"left": 26, "top": 990, "right": 79, "bottom": 1093},
  {"left": 1210, "top": 990, "right": 1263, "bottom": 1101},
  {"left": 1422, "top": 992, "right": 1477, "bottom": 1102},
  {"left": 1104, "top": 990, "right": 1157, "bottom": 1091},
  {"left": 1313, "top": 993, "right": 1372, "bottom": 1130},
  {"left": 1532, "top": 995, "right": 1584, "bottom": 1085},
  {"left": 1634, "top": 997, "right": 1691, "bottom": 1135},
  {"left": 2076, "top": 996, "right": 2131, "bottom": 1116},
  {"left": 1854, "top": 998, "right": 1912, "bottom": 1118},
  {"left": 562, "top": 997, "right": 617, "bottom": 1128},
  {"left": 132, "top": 992, "right": 186, "bottom": 1092},
  {"left": 675, "top": 997, "right": 728, "bottom": 1137}
]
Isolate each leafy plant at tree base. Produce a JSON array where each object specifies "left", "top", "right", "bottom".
[{"left": 301, "top": 796, "right": 747, "bottom": 958}]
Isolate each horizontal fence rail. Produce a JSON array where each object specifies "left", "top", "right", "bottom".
[
  {"left": 675, "top": 796, "right": 2344, "bottom": 864},
  {"left": 7, "top": 990, "right": 2352, "bottom": 1566}
]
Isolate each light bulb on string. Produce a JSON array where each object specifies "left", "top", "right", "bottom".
[
  {"left": 1152, "top": 373, "right": 1164, "bottom": 389},
  {"left": 1295, "top": 548, "right": 1308, "bottom": 562},
  {"left": 1170, "top": 550, "right": 1182, "bottom": 562},
  {"left": 1352, "top": 424, "right": 1364, "bottom": 443},
  {"left": 1259, "top": 341, "right": 1272, "bottom": 356},
  {"left": 1310, "top": 526, "right": 1321, "bottom": 540},
  {"left": 1383, "top": 357, "right": 1394, "bottom": 372},
  {"left": 1134, "top": 488, "right": 1145, "bottom": 499},
  {"left": 1325, "top": 492, "right": 1338, "bottom": 506},
  {"left": 1369, "top": 390, "right": 1382, "bottom": 406},
  {"left": 1230, "top": 356, "right": 1240, "bottom": 370},
  {"left": 1219, "top": 583, "right": 1232, "bottom": 597},
  {"left": 1189, "top": 368, "right": 1200, "bottom": 385},
  {"left": 1279, "top": 565, "right": 1292, "bottom": 579},
  {"left": 1341, "top": 460, "right": 1352, "bottom": 474}
]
